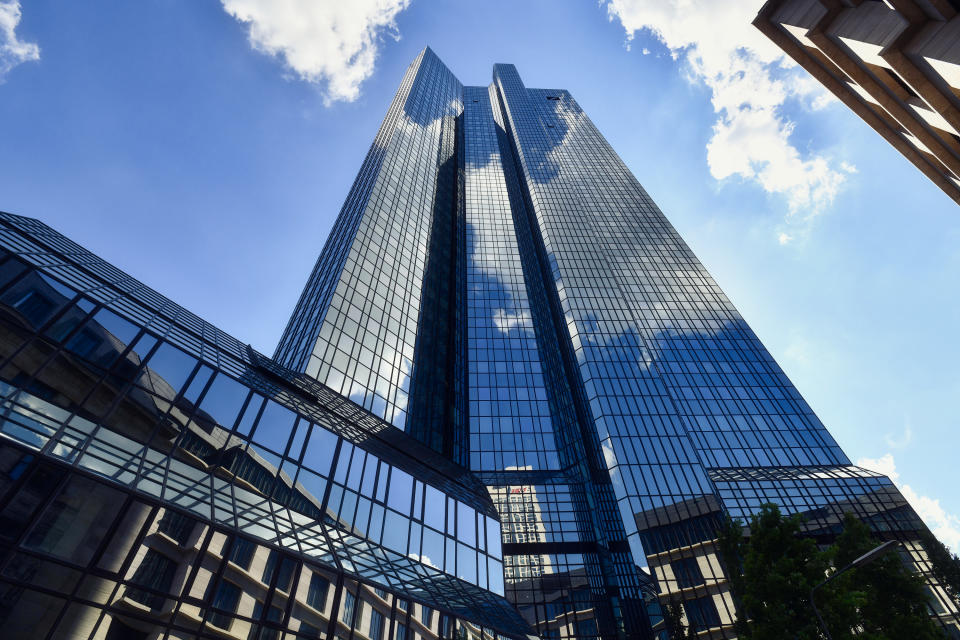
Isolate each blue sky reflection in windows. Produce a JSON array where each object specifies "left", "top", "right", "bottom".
[
  {"left": 1, "top": 1, "right": 959, "bottom": 638},
  {"left": 262, "top": 43, "right": 958, "bottom": 636}
]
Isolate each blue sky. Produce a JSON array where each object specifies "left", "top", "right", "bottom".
[{"left": 1, "top": 0, "right": 958, "bottom": 548}]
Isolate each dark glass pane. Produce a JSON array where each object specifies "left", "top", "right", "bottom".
[
  {"left": 369, "top": 608, "right": 385, "bottom": 640},
  {"left": 23, "top": 475, "right": 124, "bottom": 566},
  {"left": 252, "top": 400, "right": 296, "bottom": 455},
  {"left": 671, "top": 556, "right": 704, "bottom": 589},
  {"left": 229, "top": 536, "right": 257, "bottom": 570},
  {"left": 207, "top": 580, "right": 242, "bottom": 629},
  {"left": 684, "top": 596, "right": 720, "bottom": 631},
  {"left": 0, "top": 467, "right": 63, "bottom": 542},
  {"left": 125, "top": 549, "right": 177, "bottom": 609},
  {"left": 157, "top": 508, "right": 195, "bottom": 545},
  {"left": 91, "top": 308, "right": 139, "bottom": 347},
  {"left": 197, "top": 373, "right": 250, "bottom": 431},
  {"left": 8, "top": 289, "right": 57, "bottom": 327},
  {"left": 386, "top": 467, "right": 412, "bottom": 515},
  {"left": 262, "top": 549, "right": 295, "bottom": 592},
  {"left": 306, "top": 571, "right": 329, "bottom": 611},
  {"left": 142, "top": 342, "right": 197, "bottom": 395},
  {"left": 298, "top": 622, "right": 324, "bottom": 638},
  {"left": 44, "top": 302, "right": 89, "bottom": 343},
  {"left": 0, "top": 583, "right": 65, "bottom": 638},
  {"left": 340, "top": 590, "right": 356, "bottom": 625},
  {"left": 0, "top": 258, "right": 26, "bottom": 292},
  {"left": 181, "top": 365, "right": 213, "bottom": 404}
]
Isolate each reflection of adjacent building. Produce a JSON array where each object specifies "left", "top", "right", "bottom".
[
  {"left": 713, "top": 465, "right": 960, "bottom": 636},
  {"left": 0, "top": 228, "right": 525, "bottom": 640},
  {"left": 487, "top": 470, "right": 604, "bottom": 640},
  {"left": 636, "top": 496, "right": 732, "bottom": 639},
  {"left": 105, "top": 506, "right": 449, "bottom": 640},
  {"left": 1, "top": 488, "right": 459, "bottom": 640},
  {"left": 636, "top": 467, "right": 960, "bottom": 639},
  {"left": 490, "top": 471, "right": 551, "bottom": 581}
]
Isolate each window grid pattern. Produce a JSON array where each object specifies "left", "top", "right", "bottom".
[
  {"left": 0, "top": 216, "right": 494, "bottom": 500},
  {"left": 479, "top": 80, "right": 655, "bottom": 640},
  {"left": 491, "top": 63, "right": 849, "bottom": 557},
  {"left": 275, "top": 48, "right": 435, "bottom": 374},
  {"left": 1, "top": 47, "right": 955, "bottom": 640},
  {"left": 0, "top": 212, "right": 492, "bottom": 515},
  {"left": 291, "top": 50, "right": 464, "bottom": 433},
  {"left": 463, "top": 86, "right": 559, "bottom": 473},
  {"left": 0, "top": 445, "right": 522, "bottom": 639},
  {"left": 0, "top": 244, "right": 525, "bottom": 636}
]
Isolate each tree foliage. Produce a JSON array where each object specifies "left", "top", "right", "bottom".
[
  {"left": 718, "top": 504, "right": 831, "bottom": 639},
  {"left": 661, "top": 600, "right": 685, "bottom": 640},
  {"left": 830, "top": 512, "right": 943, "bottom": 639},
  {"left": 919, "top": 529, "right": 960, "bottom": 609},
  {"left": 716, "top": 504, "right": 946, "bottom": 640}
]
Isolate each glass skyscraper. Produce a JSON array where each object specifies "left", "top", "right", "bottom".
[{"left": 0, "top": 47, "right": 956, "bottom": 640}]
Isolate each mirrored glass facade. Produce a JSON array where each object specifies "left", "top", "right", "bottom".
[
  {"left": 0, "top": 213, "right": 526, "bottom": 639},
  {"left": 273, "top": 48, "right": 957, "bottom": 639},
  {"left": 1, "top": 47, "right": 956, "bottom": 640}
]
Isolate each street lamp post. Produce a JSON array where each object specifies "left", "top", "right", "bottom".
[{"left": 809, "top": 539, "right": 900, "bottom": 640}]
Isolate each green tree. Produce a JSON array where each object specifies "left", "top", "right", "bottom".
[
  {"left": 716, "top": 514, "right": 750, "bottom": 637},
  {"left": 718, "top": 504, "right": 833, "bottom": 639},
  {"left": 717, "top": 506, "right": 947, "bottom": 638},
  {"left": 684, "top": 609, "right": 699, "bottom": 640},
  {"left": 660, "top": 600, "right": 685, "bottom": 640},
  {"left": 919, "top": 530, "right": 960, "bottom": 608},
  {"left": 828, "top": 513, "right": 944, "bottom": 640}
]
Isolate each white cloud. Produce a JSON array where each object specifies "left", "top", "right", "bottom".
[
  {"left": 603, "top": 1, "right": 849, "bottom": 234},
  {"left": 0, "top": 1, "right": 39, "bottom": 81},
  {"left": 778, "top": 232, "right": 792, "bottom": 245},
  {"left": 857, "top": 453, "right": 960, "bottom": 551},
  {"left": 409, "top": 552, "right": 440, "bottom": 570},
  {"left": 840, "top": 160, "right": 858, "bottom": 174},
  {"left": 492, "top": 308, "right": 533, "bottom": 336},
  {"left": 884, "top": 418, "right": 913, "bottom": 449},
  {"left": 220, "top": 0, "right": 410, "bottom": 104},
  {"left": 858, "top": 453, "right": 900, "bottom": 482}
]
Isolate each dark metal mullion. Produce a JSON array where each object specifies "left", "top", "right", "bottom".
[
  {"left": 5, "top": 461, "right": 73, "bottom": 552},
  {"left": 199, "top": 530, "right": 245, "bottom": 631},
  {"left": 1, "top": 223, "right": 220, "bottom": 373},
  {"left": 77, "top": 501, "right": 164, "bottom": 639},
  {"left": 233, "top": 491, "right": 283, "bottom": 549},
  {"left": 147, "top": 353, "right": 206, "bottom": 511},
  {"left": 274, "top": 553, "right": 306, "bottom": 637},
  {"left": 324, "top": 572, "right": 348, "bottom": 640},
  {"left": 318, "top": 437, "right": 346, "bottom": 574},
  {"left": 156, "top": 465, "right": 212, "bottom": 525},
  {"left": 79, "top": 334, "right": 164, "bottom": 486},
  {"left": 167, "top": 521, "right": 217, "bottom": 629}
]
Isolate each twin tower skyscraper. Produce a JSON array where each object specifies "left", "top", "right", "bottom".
[
  {"left": 271, "top": 48, "right": 947, "bottom": 637},
  {"left": 0, "top": 47, "right": 951, "bottom": 640}
]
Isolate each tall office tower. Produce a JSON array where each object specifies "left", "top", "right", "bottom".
[
  {"left": 277, "top": 47, "right": 959, "bottom": 639},
  {"left": 755, "top": 0, "right": 960, "bottom": 206},
  {"left": 0, "top": 48, "right": 956, "bottom": 640}
]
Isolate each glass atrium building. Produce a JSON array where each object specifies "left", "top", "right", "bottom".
[{"left": 0, "top": 47, "right": 956, "bottom": 640}]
